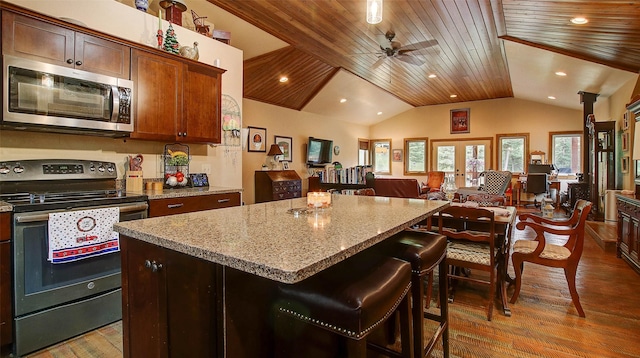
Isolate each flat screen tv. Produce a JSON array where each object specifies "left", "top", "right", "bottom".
[{"left": 306, "top": 137, "right": 333, "bottom": 167}]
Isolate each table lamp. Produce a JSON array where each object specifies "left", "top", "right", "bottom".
[{"left": 266, "top": 144, "right": 283, "bottom": 170}]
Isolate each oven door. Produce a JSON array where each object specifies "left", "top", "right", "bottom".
[{"left": 12, "top": 202, "right": 147, "bottom": 316}]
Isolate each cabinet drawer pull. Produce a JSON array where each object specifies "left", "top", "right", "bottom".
[
  {"left": 217, "top": 199, "right": 230, "bottom": 203},
  {"left": 75, "top": 60, "right": 83, "bottom": 66},
  {"left": 167, "top": 203, "right": 184, "bottom": 209},
  {"left": 66, "top": 58, "right": 73, "bottom": 64}
]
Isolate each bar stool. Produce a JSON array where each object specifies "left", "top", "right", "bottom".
[
  {"left": 274, "top": 251, "right": 413, "bottom": 358},
  {"left": 382, "top": 230, "right": 449, "bottom": 358}
]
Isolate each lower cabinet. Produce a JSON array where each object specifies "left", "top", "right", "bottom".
[
  {"left": 121, "top": 236, "right": 222, "bottom": 358},
  {"left": 0, "top": 212, "right": 12, "bottom": 347},
  {"left": 148, "top": 192, "right": 241, "bottom": 217},
  {"left": 616, "top": 196, "right": 640, "bottom": 274}
]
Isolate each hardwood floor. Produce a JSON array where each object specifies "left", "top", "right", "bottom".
[{"left": 13, "top": 210, "right": 640, "bottom": 358}]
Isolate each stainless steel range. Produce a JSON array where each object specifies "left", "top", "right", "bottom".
[{"left": 0, "top": 159, "right": 148, "bottom": 356}]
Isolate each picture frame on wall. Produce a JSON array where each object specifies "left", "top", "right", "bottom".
[
  {"left": 622, "top": 156, "right": 629, "bottom": 173},
  {"left": 450, "top": 108, "right": 470, "bottom": 134},
  {"left": 623, "top": 132, "right": 629, "bottom": 152},
  {"left": 274, "top": 135, "right": 293, "bottom": 162},
  {"left": 247, "top": 126, "right": 267, "bottom": 152},
  {"left": 623, "top": 111, "right": 630, "bottom": 131},
  {"left": 392, "top": 149, "right": 403, "bottom": 162}
]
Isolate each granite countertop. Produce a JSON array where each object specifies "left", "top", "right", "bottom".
[
  {"left": 0, "top": 201, "right": 12, "bottom": 213},
  {"left": 114, "top": 195, "right": 448, "bottom": 284},
  {"left": 136, "top": 186, "right": 243, "bottom": 200}
]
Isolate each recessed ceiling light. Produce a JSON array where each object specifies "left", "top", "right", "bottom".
[
  {"left": 555, "top": 71, "right": 567, "bottom": 76},
  {"left": 279, "top": 76, "right": 288, "bottom": 83},
  {"left": 548, "top": 96, "right": 556, "bottom": 100},
  {"left": 570, "top": 17, "right": 588, "bottom": 25},
  {"left": 340, "top": 98, "right": 347, "bottom": 103},
  {"left": 377, "top": 111, "right": 383, "bottom": 115},
  {"left": 428, "top": 74, "right": 437, "bottom": 78},
  {"left": 450, "top": 94, "right": 457, "bottom": 98}
]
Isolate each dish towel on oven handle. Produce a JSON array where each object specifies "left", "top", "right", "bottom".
[{"left": 47, "top": 207, "right": 120, "bottom": 264}]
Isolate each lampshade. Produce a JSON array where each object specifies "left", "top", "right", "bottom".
[
  {"left": 267, "top": 144, "right": 284, "bottom": 156},
  {"left": 366, "top": 0, "right": 383, "bottom": 24},
  {"left": 159, "top": 0, "right": 187, "bottom": 11},
  {"left": 633, "top": 124, "right": 640, "bottom": 160}
]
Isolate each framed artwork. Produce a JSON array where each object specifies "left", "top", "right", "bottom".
[
  {"left": 392, "top": 149, "right": 403, "bottom": 162},
  {"left": 450, "top": 108, "right": 470, "bottom": 134},
  {"left": 282, "top": 161, "right": 290, "bottom": 170},
  {"left": 623, "top": 111, "right": 629, "bottom": 131},
  {"left": 274, "top": 135, "right": 293, "bottom": 162},
  {"left": 247, "top": 126, "right": 267, "bottom": 152},
  {"left": 622, "top": 156, "right": 629, "bottom": 173},
  {"left": 623, "top": 132, "right": 629, "bottom": 152}
]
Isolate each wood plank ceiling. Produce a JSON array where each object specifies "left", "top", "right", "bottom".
[{"left": 207, "top": 0, "right": 640, "bottom": 112}]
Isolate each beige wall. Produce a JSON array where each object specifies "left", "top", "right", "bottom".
[
  {"left": 1, "top": 0, "right": 244, "bottom": 189},
  {"left": 370, "top": 97, "right": 582, "bottom": 176},
  {"left": 241, "top": 99, "right": 369, "bottom": 204},
  {"left": 599, "top": 76, "right": 640, "bottom": 190}
]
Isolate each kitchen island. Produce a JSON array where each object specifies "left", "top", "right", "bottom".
[{"left": 114, "top": 195, "right": 448, "bottom": 357}]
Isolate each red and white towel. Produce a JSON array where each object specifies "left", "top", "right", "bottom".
[{"left": 48, "top": 207, "right": 120, "bottom": 264}]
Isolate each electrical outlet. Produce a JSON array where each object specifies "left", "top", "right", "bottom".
[{"left": 202, "top": 164, "right": 211, "bottom": 174}]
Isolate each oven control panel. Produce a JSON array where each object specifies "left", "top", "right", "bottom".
[{"left": 0, "top": 159, "right": 118, "bottom": 181}]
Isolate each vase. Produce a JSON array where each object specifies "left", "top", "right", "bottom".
[{"left": 135, "top": 0, "right": 149, "bottom": 12}]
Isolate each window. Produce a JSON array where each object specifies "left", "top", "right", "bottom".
[
  {"left": 403, "top": 137, "right": 428, "bottom": 175},
  {"left": 496, "top": 133, "right": 529, "bottom": 174},
  {"left": 371, "top": 139, "right": 391, "bottom": 174},
  {"left": 550, "top": 131, "right": 582, "bottom": 176},
  {"left": 358, "top": 138, "right": 370, "bottom": 166}
]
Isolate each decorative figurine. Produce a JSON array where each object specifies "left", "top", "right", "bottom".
[
  {"left": 179, "top": 42, "right": 199, "bottom": 60},
  {"left": 163, "top": 24, "right": 180, "bottom": 54}
]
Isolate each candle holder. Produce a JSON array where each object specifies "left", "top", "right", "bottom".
[{"left": 307, "top": 192, "right": 331, "bottom": 209}]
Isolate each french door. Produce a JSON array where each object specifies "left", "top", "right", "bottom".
[{"left": 431, "top": 139, "right": 492, "bottom": 188}]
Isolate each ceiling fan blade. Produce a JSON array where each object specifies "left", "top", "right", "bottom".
[
  {"left": 376, "top": 34, "right": 390, "bottom": 48},
  {"left": 396, "top": 54, "right": 425, "bottom": 66},
  {"left": 372, "top": 56, "right": 386, "bottom": 69},
  {"left": 400, "top": 39, "right": 439, "bottom": 51}
]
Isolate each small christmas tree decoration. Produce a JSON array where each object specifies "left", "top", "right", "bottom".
[{"left": 163, "top": 24, "right": 180, "bottom": 54}]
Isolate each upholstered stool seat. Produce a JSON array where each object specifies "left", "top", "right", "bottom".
[
  {"left": 381, "top": 230, "right": 449, "bottom": 358},
  {"left": 275, "top": 251, "right": 413, "bottom": 357}
]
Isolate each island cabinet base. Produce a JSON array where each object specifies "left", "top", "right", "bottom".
[
  {"left": 617, "top": 197, "right": 640, "bottom": 275},
  {"left": 121, "top": 236, "right": 223, "bottom": 357}
]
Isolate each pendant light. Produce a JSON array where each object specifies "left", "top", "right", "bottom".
[{"left": 366, "top": 0, "right": 383, "bottom": 24}]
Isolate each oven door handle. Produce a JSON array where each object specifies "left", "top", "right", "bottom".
[{"left": 15, "top": 203, "right": 149, "bottom": 223}]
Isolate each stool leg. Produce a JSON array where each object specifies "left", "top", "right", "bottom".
[
  {"left": 413, "top": 273, "right": 425, "bottom": 358},
  {"left": 439, "top": 259, "right": 450, "bottom": 358},
  {"left": 424, "top": 272, "right": 434, "bottom": 310},
  {"left": 399, "top": 293, "right": 413, "bottom": 358}
]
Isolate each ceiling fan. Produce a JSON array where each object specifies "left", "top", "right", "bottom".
[{"left": 371, "top": 30, "right": 439, "bottom": 69}]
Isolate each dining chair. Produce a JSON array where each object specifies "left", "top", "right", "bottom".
[
  {"left": 466, "top": 193, "right": 506, "bottom": 207},
  {"left": 510, "top": 199, "right": 592, "bottom": 317},
  {"left": 438, "top": 206, "right": 499, "bottom": 320}
]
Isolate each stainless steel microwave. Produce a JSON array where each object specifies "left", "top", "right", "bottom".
[{"left": 2, "top": 55, "right": 134, "bottom": 136}]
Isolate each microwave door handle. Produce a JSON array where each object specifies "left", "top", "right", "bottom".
[{"left": 111, "top": 85, "right": 120, "bottom": 122}]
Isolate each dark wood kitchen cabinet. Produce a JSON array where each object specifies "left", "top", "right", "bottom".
[
  {"left": 121, "top": 236, "right": 222, "bottom": 358},
  {"left": 617, "top": 196, "right": 640, "bottom": 274},
  {"left": 1, "top": 10, "right": 131, "bottom": 79},
  {"left": 0, "top": 212, "right": 12, "bottom": 347},
  {"left": 130, "top": 49, "right": 225, "bottom": 143},
  {"left": 255, "top": 170, "right": 302, "bottom": 203},
  {"left": 148, "top": 192, "right": 241, "bottom": 218}
]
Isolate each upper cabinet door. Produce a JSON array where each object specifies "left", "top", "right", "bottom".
[
  {"left": 2, "top": 11, "right": 74, "bottom": 67},
  {"left": 183, "top": 62, "right": 223, "bottom": 143},
  {"left": 2, "top": 11, "right": 131, "bottom": 79},
  {"left": 130, "top": 49, "right": 182, "bottom": 141}
]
